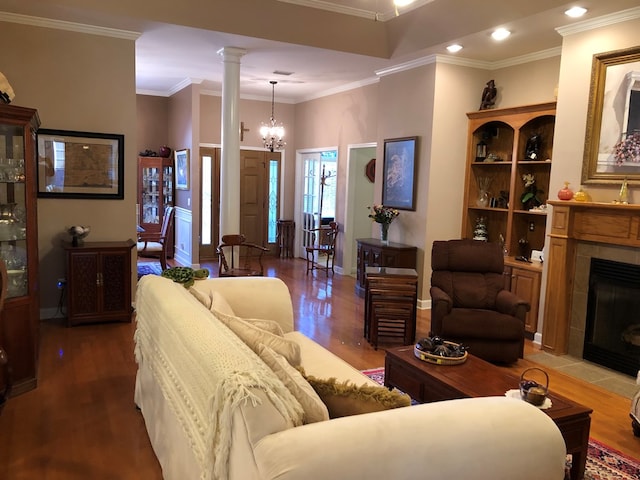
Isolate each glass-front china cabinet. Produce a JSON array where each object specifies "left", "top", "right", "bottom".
[
  {"left": 0, "top": 104, "right": 40, "bottom": 396},
  {"left": 137, "top": 156, "right": 174, "bottom": 254}
]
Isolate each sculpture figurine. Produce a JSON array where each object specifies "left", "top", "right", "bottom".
[{"left": 480, "top": 80, "right": 497, "bottom": 110}]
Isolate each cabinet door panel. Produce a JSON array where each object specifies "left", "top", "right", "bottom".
[
  {"left": 102, "top": 252, "right": 128, "bottom": 313},
  {"left": 510, "top": 267, "right": 541, "bottom": 333},
  {"left": 68, "top": 252, "right": 99, "bottom": 315}
]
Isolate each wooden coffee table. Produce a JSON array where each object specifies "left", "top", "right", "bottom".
[{"left": 385, "top": 346, "right": 592, "bottom": 480}]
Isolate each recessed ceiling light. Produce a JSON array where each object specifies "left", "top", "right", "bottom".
[
  {"left": 565, "top": 6, "right": 587, "bottom": 18},
  {"left": 447, "top": 44, "right": 463, "bottom": 53},
  {"left": 491, "top": 28, "right": 511, "bottom": 41}
]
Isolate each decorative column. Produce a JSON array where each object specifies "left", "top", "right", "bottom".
[{"left": 217, "top": 47, "right": 246, "bottom": 240}]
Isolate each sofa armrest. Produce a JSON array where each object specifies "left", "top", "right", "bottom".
[
  {"left": 496, "top": 289, "right": 530, "bottom": 321},
  {"left": 190, "top": 277, "right": 295, "bottom": 332},
  {"left": 429, "top": 286, "right": 452, "bottom": 334},
  {"left": 252, "top": 397, "right": 566, "bottom": 480}
]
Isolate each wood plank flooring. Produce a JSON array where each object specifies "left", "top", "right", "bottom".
[{"left": 0, "top": 256, "right": 637, "bottom": 479}]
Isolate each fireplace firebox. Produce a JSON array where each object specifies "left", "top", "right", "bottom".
[{"left": 584, "top": 258, "right": 640, "bottom": 377}]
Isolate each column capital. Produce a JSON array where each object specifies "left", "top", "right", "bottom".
[{"left": 217, "top": 47, "right": 247, "bottom": 62}]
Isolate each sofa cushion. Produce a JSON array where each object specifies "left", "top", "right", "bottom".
[
  {"left": 216, "top": 312, "right": 301, "bottom": 366},
  {"left": 213, "top": 309, "right": 285, "bottom": 336},
  {"left": 302, "top": 373, "right": 411, "bottom": 418},
  {"left": 257, "top": 344, "right": 329, "bottom": 424}
]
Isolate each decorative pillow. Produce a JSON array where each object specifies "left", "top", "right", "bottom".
[
  {"left": 189, "top": 286, "right": 213, "bottom": 309},
  {"left": 301, "top": 372, "right": 411, "bottom": 418},
  {"left": 210, "top": 290, "right": 235, "bottom": 316},
  {"left": 213, "top": 309, "right": 284, "bottom": 337},
  {"left": 257, "top": 344, "right": 329, "bottom": 424},
  {"left": 217, "top": 313, "right": 301, "bottom": 366}
]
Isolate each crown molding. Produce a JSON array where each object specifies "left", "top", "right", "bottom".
[
  {"left": 0, "top": 11, "right": 140, "bottom": 40},
  {"left": 556, "top": 6, "right": 640, "bottom": 37},
  {"left": 299, "top": 76, "right": 379, "bottom": 103},
  {"left": 276, "top": 0, "right": 433, "bottom": 22}
]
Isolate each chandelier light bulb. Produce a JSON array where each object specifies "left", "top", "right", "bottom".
[{"left": 261, "top": 81, "right": 286, "bottom": 152}]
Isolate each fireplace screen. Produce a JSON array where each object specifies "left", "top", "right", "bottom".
[{"left": 584, "top": 258, "right": 640, "bottom": 377}]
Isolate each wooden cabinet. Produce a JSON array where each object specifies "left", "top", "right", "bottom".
[
  {"left": 138, "top": 156, "right": 174, "bottom": 255},
  {"left": 504, "top": 259, "right": 541, "bottom": 335},
  {"left": 462, "top": 102, "right": 555, "bottom": 334},
  {"left": 65, "top": 240, "right": 135, "bottom": 326},
  {"left": 355, "top": 239, "right": 417, "bottom": 296},
  {"left": 0, "top": 104, "right": 40, "bottom": 396}
]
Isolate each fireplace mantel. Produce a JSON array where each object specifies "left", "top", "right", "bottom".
[{"left": 542, "top": 200, "right": 640, "bottom": 354}]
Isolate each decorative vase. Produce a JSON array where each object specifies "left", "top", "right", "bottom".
[
  {"left": 557, "top": 181, "right": 574, "bottom": 201},
  {"left": 159, "top": 145, "right": 172, "bottom": 158},
  {"left": 380, "top": 222, "right": 390, "bottom": 244},
  {"left": 476, "top": 189, "right": 489, "bottom": 207},
  {"left": 619, "top": 178, "right": 629, "bottom": 204}
]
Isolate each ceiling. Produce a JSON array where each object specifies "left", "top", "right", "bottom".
[{"left": 1, "top": 0, "right": 639, "bottom": 103}]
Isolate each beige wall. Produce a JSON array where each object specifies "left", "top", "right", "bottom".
[
  {"left": 1, "top": 21, "right": 137, "bottom": 314},
  {"left": 137, "top": 95, "right": 169, "bottom": 154},
  {"left": 492, "top": 56, "right": 561, "bottom": 108}
]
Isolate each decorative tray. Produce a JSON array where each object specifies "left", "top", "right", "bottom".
[{"left": 413, "top": 340, "right": 468, "bottom": 366}]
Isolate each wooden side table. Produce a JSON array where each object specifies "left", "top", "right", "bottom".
[
  {"left": 364, "top": 267, "right": 418, "bottom": 349},
  {"left": 355, "top": 238, "right": 417, "bottom": 297}
]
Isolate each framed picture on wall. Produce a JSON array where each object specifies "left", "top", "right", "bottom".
[
  {"left": 382, "top": 136, "right": 418, "bottom": 210},
  {"left": 175, "top": 148, "right": 190, "bottom": 190},
  {"left": 36, "top": 129, "right": 124, "bottom": 199}
]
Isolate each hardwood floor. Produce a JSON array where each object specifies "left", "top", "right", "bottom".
[{"left": 0, "top": 256, "right": 637, "bottom": 478}]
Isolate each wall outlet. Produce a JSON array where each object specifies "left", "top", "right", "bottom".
[{"left": 57, "top": 278, "right": 66, "bottom": 289}]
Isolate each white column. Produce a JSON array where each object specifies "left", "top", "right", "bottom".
[{"left": 217, "top": 47, "right": 246, "bottom": 241}]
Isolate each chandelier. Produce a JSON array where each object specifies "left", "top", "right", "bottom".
[{"left": 260, "top": 81, "right": 285, "bottom": 152}]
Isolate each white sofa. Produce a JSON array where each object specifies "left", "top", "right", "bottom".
[{"left": 134, "top": 275, "right": 567, "bottom": 480}]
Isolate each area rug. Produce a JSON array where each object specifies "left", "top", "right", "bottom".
[
  {"left": 137, "top": 262, "right": 163, "bottom": 279},
  {"left": 363, "top": 367, "right": 640, "bottom": 480}
]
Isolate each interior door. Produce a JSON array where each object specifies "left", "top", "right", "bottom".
[{"left": 240, "top": 150, "right": 266, "bottom": 245}]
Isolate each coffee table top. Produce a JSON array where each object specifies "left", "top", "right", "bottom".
[{"left": 385, "top": 345, "right": 593, "bottom": 420}]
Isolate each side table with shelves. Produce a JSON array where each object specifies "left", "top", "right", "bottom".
[
  {"left": 64, "top": 240, "right": 135, "bottom": 327},
  {"left": 355, "top": 238, "right": 417, "bottom": 297}
]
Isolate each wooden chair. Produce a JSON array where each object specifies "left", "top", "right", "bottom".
[
  {"left": 305, "top": 221, "right": 338, "bottom": 275},
  {"left": 0, "top": 258, "right": 11, "bottom": 413},
  {"left": 217, "top": 234, "right": 269, "bottom": 277},
  {"left": 137, "top": 206, "right": 175, "bottom": 270}
]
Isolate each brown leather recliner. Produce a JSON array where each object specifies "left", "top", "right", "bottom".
[{"left": 430, "top": 239, "right": 529, "bottom": 364}]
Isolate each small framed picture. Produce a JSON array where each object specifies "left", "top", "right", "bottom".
[
  {"left": 174, "top": 148, "right": 190, "bottom": 190},
  {"left": 382, "top": 136, "right": 418, "bottom": 210}
]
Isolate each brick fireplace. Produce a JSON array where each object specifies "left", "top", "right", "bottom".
[{"left": 542, "top": 200, "right": 640, "bottom": 374}]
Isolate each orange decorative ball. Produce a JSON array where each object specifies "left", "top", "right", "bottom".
[{"left": 557, "top": 181, "right": 574, "bottom": 201}]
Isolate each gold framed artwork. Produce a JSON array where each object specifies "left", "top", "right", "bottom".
[{"left": 582, "top": 46, "right": 640, "bottom": 185}]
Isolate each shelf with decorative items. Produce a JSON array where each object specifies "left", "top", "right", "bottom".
[{"left": 463, "top": 102, "right": 556, "bottom": 336}]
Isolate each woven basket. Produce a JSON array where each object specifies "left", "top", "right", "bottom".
[
  {"left": 519, "top": 367, "right": 549, "bottom": 406},
  {"left": 413, "top": 342, "right": 468, "bottom": 366}
]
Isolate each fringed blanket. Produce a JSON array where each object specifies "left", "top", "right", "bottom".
[{"left": 134, "top": 276, "right": 304, "bottom": 480}]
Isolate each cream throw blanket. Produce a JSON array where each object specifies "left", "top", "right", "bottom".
[{"left": 134, "top": 276, "right": 304, "bottom": 480}]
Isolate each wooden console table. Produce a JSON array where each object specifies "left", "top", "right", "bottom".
[
  {"left": 355, "top": 238, "right": 417, "bottom": 296},
  {"left": 385, "top": 345, "right": 592, "bottom": 480}
]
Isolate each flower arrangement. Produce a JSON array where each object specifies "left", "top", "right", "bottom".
[
  {"left": 520, "top": 173, "right": 544, "bottom": 210},
  {"left": 368, "top": 204, "right": 399, "bottom": 224},
  {"left": 614, "top": 131, "right": 640, "bottom": 166}
]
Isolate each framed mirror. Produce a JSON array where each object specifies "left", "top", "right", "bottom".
[{"left": 582, "top": 46, "right": 640, "bottom": 185}]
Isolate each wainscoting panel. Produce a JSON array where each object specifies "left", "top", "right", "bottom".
[{"left": 174, "top": 206, "right": 193, "bottom": 267}]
